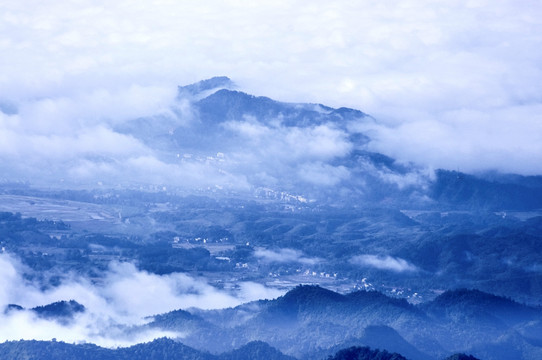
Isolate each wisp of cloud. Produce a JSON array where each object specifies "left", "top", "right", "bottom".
[{"left": 350, "top": 254, "right": 418, "bottom": 273}]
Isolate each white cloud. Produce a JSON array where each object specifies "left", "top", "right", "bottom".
[
  {"left": 0, "top": 253, "right": 285, "bottom": 347},
  {"left": 297, "top": 162, "right": 350, "bottom": 187},
  {"left": 1, "top": 126, "right": 147, "bottom": 159},
  {"left": 360, "top": 104, "right": 542, "bottom": 175},
  {"left": 0, "top": 0, "right": 541, "bottom": 183},
  {"left": 225, "top": 120, "right": 353, "bottom": 162},
  {"left": 351, "top": 254, "right": 418, "bottom": 273},
  {"left": 355, "top": 156, "right": 434, "bottom": 190},
  {"left": 238, "top": 282, "right": 285, "bottom": 301},
  {"left": 218, "top": 119, "right": 355, "bottom": 189}
]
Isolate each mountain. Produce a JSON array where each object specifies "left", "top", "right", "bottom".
[
  {"left": 145, "top": 286, "right": 542, "bottom": 360},
  {"left": 31, "top": 300, "right": 86, "bottom": 321},
  {"left": 421, "top": 289, "right": 542, "bottom": 326},
  {"left": 115, "top": 77, "right": 420, "bottom": 204},
  {"left": 0, "top": 338, "right": 474, "bottom": 360},
  {"left": 263, "top": 285, "right": 418, "bottom": 323},
  {"left": 221, "top": 341, "right": 297, "bottom": 360},
  {"left": 146, "top": 286, "right": 430, "bottom": 357},
  {"left": 431, "top": 170, "right": 542, "bottom": 210},
  {"left": 0, "top": 338, "right": 213, "bottom": 360},
  {"left": 326, "top": 346, "right": 408, "bottom": 360},
  {"left": 113, "top": 77, "right": 542, "bottom": 211},
  {"left": 177, "top": 76, "right": 235, "bottom": 98},
  {"left": 444, "top": 355, "right": 480, "bottom": 360},
  {"left": 192, "top": 86, "right": 368, "bottom": 128},
  {"left": 0, "top": 340, "right": 116, "bottom": 360},
  {"left": 306, "top": 325, "right": 433, "bottom": 360},
  {"left": 4, "top": 300, "right": 85, "bottom": 324},
  {"left": 467, "top": 330, "right": 542, "bottom": 360},
  {"left": 0, "top": 338, "right": 297, "bottom": 360}
]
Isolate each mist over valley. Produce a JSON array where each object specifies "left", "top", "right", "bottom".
[{"left": 2, "top": 2, "right": 542, "bottom": 359}]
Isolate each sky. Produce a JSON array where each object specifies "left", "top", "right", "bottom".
[{"left": 1, "top": 0, "right": 542, "bottom": 183}]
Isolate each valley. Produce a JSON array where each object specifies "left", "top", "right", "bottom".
[{"left": 1, "top": 78, "right": 542, "bottom": 360}]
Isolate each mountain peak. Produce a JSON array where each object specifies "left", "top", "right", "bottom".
[
  {"left": 444, "top": 354, "right": 481, "bottom": 360},
  {"left": 178, "top": 76, "right": 235, "bottom": 98},
  {"left": 328, "top": 346, "right": 408, "bottom": 360},
  {"left": 430, "top": 288, "right": 515, "bottom": 307},
  {"left": 31, "top": 300, "right": 86, "bottom": 320},
  {"left": 277, "top": 285, "right": 346, "bottom": 308}
]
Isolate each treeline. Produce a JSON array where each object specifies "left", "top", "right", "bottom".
[{"left": 0, "top": 339, "right": 480, "bottom": 360}]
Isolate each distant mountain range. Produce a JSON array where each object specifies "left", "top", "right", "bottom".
[
  {"left": 5, "top": 286, "right": 534, "bottom": 360},
  {"left": 0, "top": 338, "right": 294, "bottom": 360},
  {"left": 148, "top": 285, "right": 542, "bottom": 360},
  {"left": 1, "top": 338, "right": 476, "bottom": 360},
  {"left": 114, "top": 77, "right": 542, "bottom": 210}
]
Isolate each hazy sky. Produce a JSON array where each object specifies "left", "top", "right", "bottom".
[{"left": 1, "top": 0, "right": 542, "bottom": 178}]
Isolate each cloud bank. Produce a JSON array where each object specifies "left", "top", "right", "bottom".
[
  {"left": 0, "top": 253, "right": 284, "bottom": 347},
  {"left": 350, "top": 254, "right": 418, "bottom": 273},
  {"left": 254, "top": 248, "right": 321, "bottom": 265},
  {"left": 1, "top": 0, "right": 541, "bottom": 182}
]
